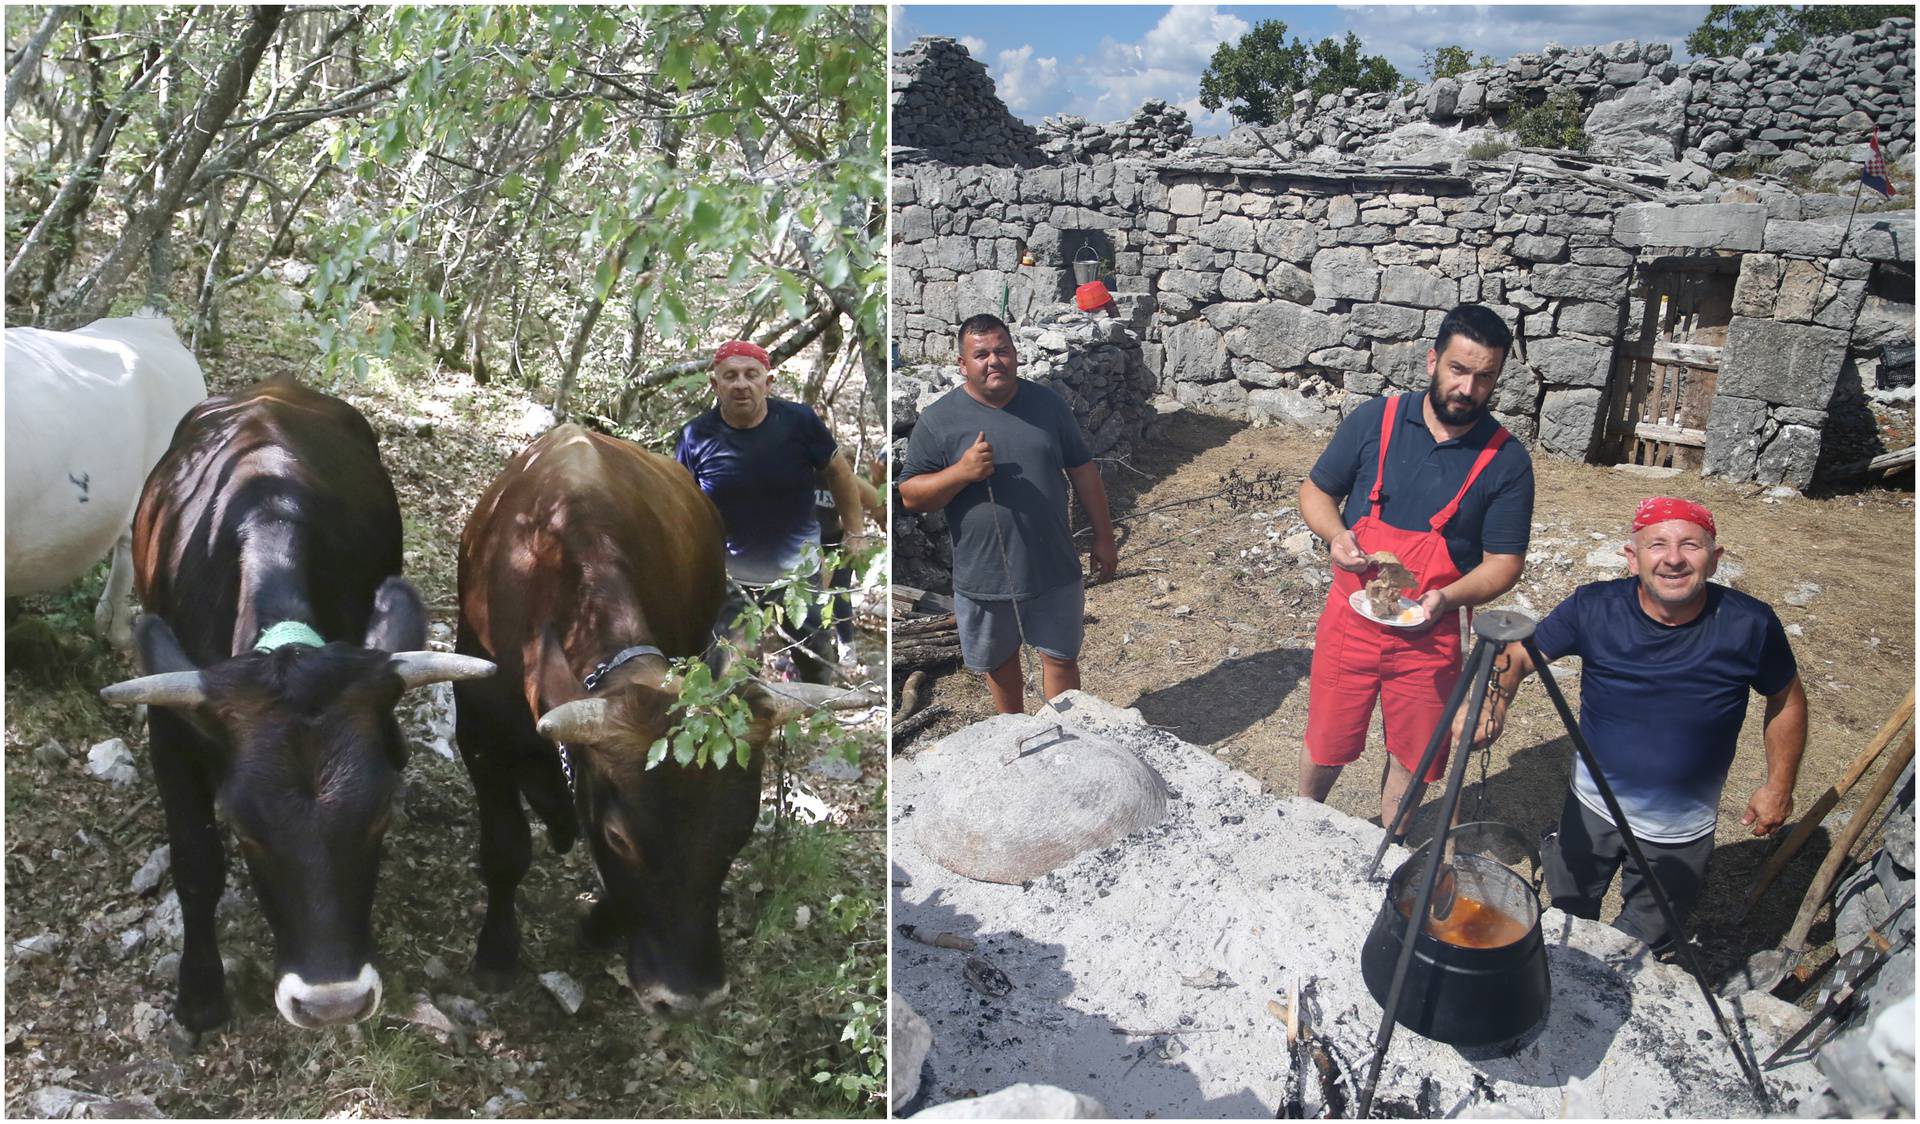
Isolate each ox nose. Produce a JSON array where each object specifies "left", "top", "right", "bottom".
[
  {"left": 637, "top": 979, "right": 729, "bottom": 1017},
  {"left": 275, "top": 964, "right": 383, "bottom": 1028}
]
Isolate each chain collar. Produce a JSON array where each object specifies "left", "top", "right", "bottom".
[{"left": 557, "top": 645, "right": 666, "bottom": 798}]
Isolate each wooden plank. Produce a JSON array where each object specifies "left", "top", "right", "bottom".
[
  {"left": 1622, "top": 340, "right": 1722, "bottom": 370},
  {"left": 1631, "top": 422, "right": 1709, "bottom": 447}
]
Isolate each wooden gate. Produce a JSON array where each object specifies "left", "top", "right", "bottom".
[{"left": 1600, "top": 260, "right": 1736, "bottom": 471}]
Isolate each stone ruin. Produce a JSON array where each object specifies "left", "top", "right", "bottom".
[
  {"left": 1226, "top": 28, "right": 1915, "bottom": 177},
  {"left": 1038, "top": 98, "right": 1194, "bottom": 163},
  {"left": 889, "top": 28, "right": 1915, "bottom": 552},
  {"left": 891, "top": 694, "right": 1832, "bottom": 1118}
]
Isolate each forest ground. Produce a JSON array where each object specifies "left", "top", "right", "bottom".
[
  {"left": 900, "top": 405, "right": 1915, "bottom": 994},
  {"left": 4, "top": 290, "right": 889, "bottom": 1118}
]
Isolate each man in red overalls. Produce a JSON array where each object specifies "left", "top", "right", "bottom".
[{"left": 1298, "top": 305, "right": 1535, "bottom": 835}]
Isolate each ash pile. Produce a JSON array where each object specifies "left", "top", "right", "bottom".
[{"left": 890, "top": 692, "right": 1827, "bottom": 1118}]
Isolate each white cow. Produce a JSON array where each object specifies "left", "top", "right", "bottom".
[{"left": 5, "top": 313, "right": 207, "bottom": 646}]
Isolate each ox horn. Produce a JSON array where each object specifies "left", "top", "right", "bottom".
[
  {"left": 755, "top": 683, "right": 884, "bottom": 721},
  {"left": 101, "top": 671, "right": 208, "bottom": 708},
  {"left": 389, "top": 652, "right": 496, "bottom": 691},
  {"left": 537, "top": 698, "right": 612, "bottom": 744}
]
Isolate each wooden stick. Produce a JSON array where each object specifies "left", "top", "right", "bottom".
[
  {"left": 893, "top": 703, "right": 948, "bottom": 744},
  {"left": 1782, "top": 730, "right": 1915, "bottom": 952},
  {"left": 1741, "top": 687, "right": 1914, "bottom": 920}
]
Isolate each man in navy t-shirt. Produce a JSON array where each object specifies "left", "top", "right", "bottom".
[
  {"left": 1463, "top": 497, "right": 1807, "bottom": 954},
  {"left": 676, "top": 340, "right": 869, "bottom": 682}
]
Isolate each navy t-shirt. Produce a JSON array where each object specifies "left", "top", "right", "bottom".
[
  {"left": 1534, "top": 578, "right": 1799, "bottom": 842},
  {"left": 1309, "top": 393, "right": 1534, "bottom": 573},
  {"left": 676, "top": 398, "right": 836, "bottom": 583}
]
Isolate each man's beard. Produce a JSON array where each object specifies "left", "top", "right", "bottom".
[{"left": 1428, "top": 380, "right": 1489, "bottom": 426}]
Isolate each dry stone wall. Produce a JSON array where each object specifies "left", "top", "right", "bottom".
[
  {"left": 1221, "top": 19, "right": 1915, "bottom": 174},
  {"left": 891, "top": 33, "right": 1916, "bottom": 496},
  {"left": 891, "top": 37, "right": 1045, "bottom": 168}
]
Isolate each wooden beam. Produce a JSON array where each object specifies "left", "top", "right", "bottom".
[
  {"left": 1624, "top": 340, "right": 1721, "bottom": 370},
  {"left": 1632, "top": 422, "right": 1708, "bottom": 448}
]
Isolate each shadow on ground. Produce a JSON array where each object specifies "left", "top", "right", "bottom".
[{"left": 1130, "top": 645, "right": 1312, "bottom": 746}]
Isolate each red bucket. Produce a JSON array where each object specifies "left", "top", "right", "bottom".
[{"left": 1075, "top": 280, "right": 1113, "bottom": 312}]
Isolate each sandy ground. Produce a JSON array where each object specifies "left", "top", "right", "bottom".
[
  {"left": 899, "top": 404, "right": 1916, "bottom": 988},
  {"left": 892, "top": 697, "right": 1825, "bottom": 1118}
]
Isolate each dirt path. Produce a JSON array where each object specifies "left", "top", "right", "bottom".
[
  {"left": 5, "top": 342, "right": 887, "bottom": 1118},
  {"left": 902, "top": 405, "right": 1914, "bottom": 986}
]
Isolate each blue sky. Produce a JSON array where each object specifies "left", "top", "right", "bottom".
[{"left": 894, "top": 5, "right": 1713, "bottom": 134}]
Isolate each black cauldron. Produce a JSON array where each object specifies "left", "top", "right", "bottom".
[{"left": 1360, "top": 850, "right": 1550, "bottom": 1047}]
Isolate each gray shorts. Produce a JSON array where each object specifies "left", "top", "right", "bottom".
[{"left": 954, "top": 582, "right": 1085, "bottom": 672}]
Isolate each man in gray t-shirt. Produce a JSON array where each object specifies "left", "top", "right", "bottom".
[{"left": 900, "top": 314, "right": 1117, "bottom": 714}]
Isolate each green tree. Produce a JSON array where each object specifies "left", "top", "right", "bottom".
[
  {"left": 1197, "top": 20, "right": 1399, "bottom": 126},
  {"left": 1686, "top": 4, "right": 1907, "bottom": 57},
  {"left": 1424, "top": 44, "right": 1496, "bottom": 81}
]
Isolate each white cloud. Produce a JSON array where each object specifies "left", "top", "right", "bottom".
[
  {"left": 1061, "top": 6, "right": 1249, "bottom": 126},
  {"left": 959, "top": 35, "right": 988, "bottom": 59},
  {"left": 994, "top": 44, "right": 1061, "bottom": 113}
]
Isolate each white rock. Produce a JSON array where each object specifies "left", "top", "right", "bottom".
[
  {"left": 891, "top": 996, "right": 935, "bottom": 1111},
  {"left": 32, "top": 740, "right": 68, "bottom": 766},
  {"left": 130, "top": 845, "right": 171, "bottom": 895},
  {"left": 1785, "top": 581, "right": 1822, "bottom": 607},
  {"left": 12, "top": 933, "right": 62, "bottom": 962},
  {"left": 86, "top": 739, "right": 137, "bottom": 785},
  {"left": 28, "top": 1086, "right": 111, "bottom": 1118},
  {"left": 145, "top": 892, "right": 184, "bottom": 943},
  {"left": 1585, "top": 545, "right": 1627, "bottom": 569},
  {"left": 481, "top": 1087, "right": 528, "bottom": 1118},
  {"left": 806, "top": 753, "right": 862, "bottom": 783},
  {"left": 538, "top": 971, "right": 584, "bottom": 1015},
  {"left": 918, "top": 1083, "right": 1109, "bottom": 1118}
]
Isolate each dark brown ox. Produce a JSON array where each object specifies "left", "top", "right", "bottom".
[
  {"left": 101, "top": 380, "right": 493, "bottom": 1032},
  {"left": 455, "top": 424, "right": 871, "bottom": 1012}
]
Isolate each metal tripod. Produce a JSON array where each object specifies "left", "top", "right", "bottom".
[{"left": 1353, "top": 609, "right": 1770, "bottom": 1117}]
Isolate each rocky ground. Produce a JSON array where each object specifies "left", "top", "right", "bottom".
[
  {"left": 899, "top": 403, "right": 1915, "bottom": 993},
  {"left": 4, "top": 340, "right": 888, "bottom": 1118}
]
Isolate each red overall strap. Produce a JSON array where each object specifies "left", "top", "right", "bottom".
[
  {"left": 1366, "top": 394, "right": 1400, "bottom": 516},
  {"left": 1429, "top": 428, "right": 1512, "bottom": 532}
]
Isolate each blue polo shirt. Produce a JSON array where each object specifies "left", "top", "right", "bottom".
[
  {"left": 1535, "top": 578, "right": 1799, "bottom": 843},
  {"left": 676, "top": 398, "right": 836, "bottom": 583},
  {"left": 1309, "top": 393, "right": 1533, "bottom": 573}
]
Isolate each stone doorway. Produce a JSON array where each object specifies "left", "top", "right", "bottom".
[{"left": 1600, "top": 259, "right": 1737, "bottom": 471}]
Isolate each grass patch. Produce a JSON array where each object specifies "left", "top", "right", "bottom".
[
  {"left": 648, "top": 818, "right": 887, "bottom": 1117},
  {"left": 1467, "top": 139, "right": 1512, "bottom": 160},
  {"left": 282, "top": 1023, "right": 457, "bottom": 1117}
]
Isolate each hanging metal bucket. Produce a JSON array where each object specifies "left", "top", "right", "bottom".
[
  {"left": 1071, "top": 244, "right": 1102, "bottom": 286},
  {"left": 1360, "top": 846, "right": 1550, "bottom": 1047}
]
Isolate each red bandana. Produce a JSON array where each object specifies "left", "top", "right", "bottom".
[
  {"left": 713, "top": 340, "right": 769, "bottom": 369},
  {"left": 1632, "top": 496, "right": 1716, "bottom": 538}
]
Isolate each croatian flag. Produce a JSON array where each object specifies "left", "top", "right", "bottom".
[{"left": 1862, "top": 126, "right": 1895, "bottom": 198}]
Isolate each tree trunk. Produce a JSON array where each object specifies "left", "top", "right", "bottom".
[
  {"left": 49, "top": 5, "right": 286, "bottom": 329},
  {"left": 7, "top": 20, "right": 183, "bottom": 302},
  {"left": 552, "top": 231, "right": 634, "bottom": 420},
  {"left": 5, "top": 5, "right": 74, "bottom": 119}
]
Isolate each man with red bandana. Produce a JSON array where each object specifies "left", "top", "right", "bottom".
[
  {"left": 1462, "top": 497, "right": 1808, "bottom": 955},
  {"left": 1299, "top": 305, "right": 1535, "bottom": 832},
  {"left": 676, "top": 340, "right": 868, "bottom": 683}
]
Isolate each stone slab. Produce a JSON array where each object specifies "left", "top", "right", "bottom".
[{"left": 1613, "top": 203, "right": 1767, "bottom": 250}]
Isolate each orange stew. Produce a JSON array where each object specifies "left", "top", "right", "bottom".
[{"left": 1397, "top": 894, "right": 1531, "bottom": 949}]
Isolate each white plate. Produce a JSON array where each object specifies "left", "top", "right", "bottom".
[{"left": 1348, "top": 589, "right": 1428, "bottom": 629}]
